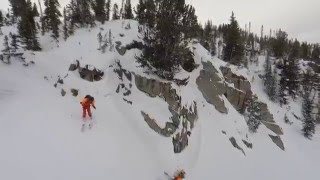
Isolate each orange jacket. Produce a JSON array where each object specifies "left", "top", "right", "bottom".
[
  {"left": 81, "top": 98, "right": 95, "bottom": 108},
  {"left": 174, "top": 177, "right": 182, "bottom": 180}
]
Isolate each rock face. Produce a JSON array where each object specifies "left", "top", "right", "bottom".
[
  {"left": 68, "top": 61, "right": 104, "bottom": 82},
  {"left": 269, "top": 135, "right": 285, "bottom": 151},
  {"left": 220, "top": 66, "right": 252, "bottom": 112},
  {"left": 135, "top": 75, "right": 197, "bottom": 153},
  {"left": 196, "top": 61, "right": 228, "bottom": 113}
]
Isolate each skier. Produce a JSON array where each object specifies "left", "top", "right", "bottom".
[
  {"left": 173, "top": 170, "right": 186, "bottom": 180},
  {"left": 80, "top": 95, "right": 96, "bottom": 120}
]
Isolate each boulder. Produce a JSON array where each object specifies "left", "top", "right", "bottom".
[
  {"left": 70, "top": 89, "right": 78, "bottom": 97},
  {"left": 61, "top": 89, "right": 66, "bottom": 97},
  {"left": 262, "top": 121, "right": 284, "bottom": 135}
]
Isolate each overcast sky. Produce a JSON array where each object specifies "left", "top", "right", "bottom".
[{"left": 1, "top": 0, "right": 319, "bottom": 43}]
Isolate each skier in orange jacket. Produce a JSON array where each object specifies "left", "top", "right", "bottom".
[
  {"left": 80, "top": 95, "right": 96, "bottom": 119},
  {"left": 173, "top": 170, "right": 185, "bottom": 180}
]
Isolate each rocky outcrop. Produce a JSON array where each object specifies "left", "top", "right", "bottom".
[
  {"left": 220, "top": 66, "right": 252, "bottom": 112},
  {"left": 263, "top": 122, "right": 284, "bottom": 135},
  {"left": 196, "top": 61, "right": 228, "bottom": 113},
  {"left": 135, "top": 75, "right": 197, "bottom": 153},
  {"left": 141, "top": 111, "right": 177, "bottom": 137},
  {"left": 79, "top": 65, "right": 104, "bottom": 82},
  {"left": 71, "top": 89, "right": 78, "bottom": 97},
  {"left": 68, "top": 61, "right": 104, "bottom": 82},
  {"left": 269, "top": 135, "right": 285, "bottom": 151}
]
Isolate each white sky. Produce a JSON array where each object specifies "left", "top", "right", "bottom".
[{"left": 0, "top": 0, "right": 319, "bottom": 43}]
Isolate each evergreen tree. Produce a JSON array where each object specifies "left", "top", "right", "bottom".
[
  {"left": 223, "top": 12, "right": 244, "bottom": 65},
  {"left": 264, "top": 52, "right": 277, "bottom": 101},
  {"left": 63, "top": 8, "right": 69, "bottom": 41},
  {"left": 144, "top": 0, "right": 156, "bottom": 28},
  {"left": 32, "top": 3, "right": 40, "bottom": 17},
  {"left": 18, "top": 0, "right": 41, "bottom": 51},
  {"left": 136, "top": 0, "right": 194, "bottom": 78},
  {"left": 0, "top": 11, "right": 3, "bottom": 27},
  {"left": 135, "top": 0, "right": 146, "bottom": 24},
  {"left": 43, "top": 0, "right": 62, "bottom": 39},
  {"left": 302, "top": 83, "right": 315, "bottom": 139},
  {"left": 123, "top": 0, "right": 133, "bottom": 19},
  {"left": 181, "top": 4, "right": 200, "bottom": 40},
  {"left": 93, "top": 0, "right": 106, "bottom": 24},
  {"left": 300, "top": 42, "right": 310, "bottom": 59},
  {"left": 246, "top": 96, "right": 261, "bottom": 133},
  {"left": 279, "top": 60, "right": 289, "bottom": 106},
  {"left": 271, "top": 29, "right": 287, "bottom": 58},
  {"left": 1, "top": 35, "right": 11, "bottom": 63},
  {"left": 311, "top": 44, "right": 320, "bottom": 60},
  {"left": 106, "top": 0, "right": 111, "bottom": 21},
  {"left": 201, "top": 20, "right": 216, "bottom": 56},
  {"left": 287, "top": 40, "right": 300, "bottom": 99},
  {"left": 112, "top": 3, "right": 120, "bottom": 20},
  {"left": 9, "top": 0, "right": 27, "bottom": 17},
  {"left": 10, "top": 33, "right": 19, "bottom": 52}
]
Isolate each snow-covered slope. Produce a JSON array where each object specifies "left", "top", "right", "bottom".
[{"left": 0, "top": 20, "right": 320, "bottom": 180}]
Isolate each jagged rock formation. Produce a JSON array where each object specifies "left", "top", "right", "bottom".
[
  {"left": 269, "top": 135, "right": 285, "bottom": 151},
  {"left": 69, "top": 60, "right": 104, "bottom": 82},
  {"left": 135, "top": 75, "right": 197, "bottom": 153},
  {"left": 196, "top": 61, "right": 227, "bottom": 113}
]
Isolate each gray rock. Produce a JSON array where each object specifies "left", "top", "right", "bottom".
[
  {"left": 196, "top": 61, "right": 228, "bottom": 113},
  {"left": 61, "top": 89, "right": 66, "bottom": 96},
  {"left": 220, "top": 66, "right": 252, "bottom": 113},
  {"left": 242, "top": 140, "right": 253, "bottom": 149},
  {"left": 269, "top": 135, "right": 285, "bottom": 151},
  {"left": 115, "top": 41, "right": 127, "bottom": 56},
  {"left": 229, "top": 137, "right": 246, "bottom": 155},
  {"left": 141, "top": 111, "right": 175, "bottom": 137},
  {"left": 70, "top": 89, "right": 78, "bottom": 97},
  {"left": 262, "top": 121, "right": 284, "bottom": 135},
  {"left": 79, "top": 65, "right": 104, "bottom": 82}
]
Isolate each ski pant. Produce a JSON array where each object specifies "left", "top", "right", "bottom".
[{"left": 82, "top": 106, "right": 92, "bottom": 119}]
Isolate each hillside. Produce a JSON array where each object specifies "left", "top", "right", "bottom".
[{"left": 1, "top": 20, "right": 320, "bottom": 180}]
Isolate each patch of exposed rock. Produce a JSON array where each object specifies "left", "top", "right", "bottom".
[
  {"left": 68, "top": 60, "right": 104, "bottom": 82},
  {"left": 135, "top": 75, "right": 197, "bottom": 153},
  {"left": 196, "top": 61, "right": 228, "bottom": 113},
  {"left": 220, "top": 66, "right": 252, "bottom": 112},
  {"left": 269, "top": 135, "right": 285, "bottom": 151}
]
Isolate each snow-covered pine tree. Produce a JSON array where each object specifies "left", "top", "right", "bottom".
[
  {"left": 63, "top": 8, "right": 69, "bottom": 41},
  {"left": 246, "top": 96, "right": 261, "bottom": 133},
  {"left": 93, "top": 0, "right": 106, "bottom": 24},
  {"left": 123, "top": 0, "right": 133, "bottom": 19},
  {"left": 271, "top": 29, "right": 287, "bottom": 59},
  {"left": 302, "top": 81, "right": 315, "bottom": 139},
  {"left": 106, "top": 0, "right": 111, "bottom": 21},
  {"left": 1, "top": 35, "right": 11, "bottom": 63},
  {"left": 43, "top": 0, "right": 62, "bottom": 40},
  {"left": 112, "top": 3, "right": 120, "bottom": 20}
]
